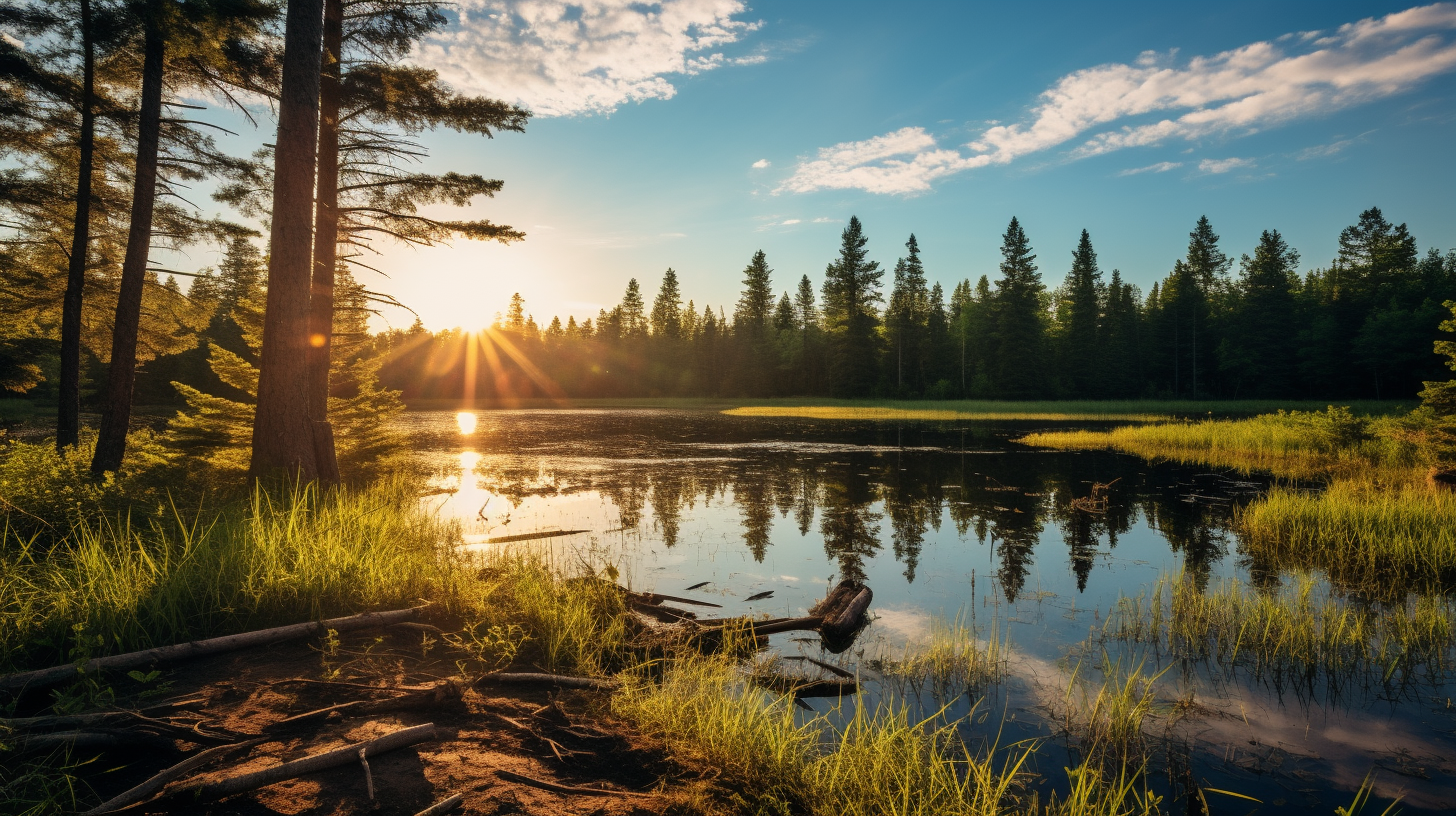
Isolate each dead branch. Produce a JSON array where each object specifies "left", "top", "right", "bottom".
[
  {"left": 81, "top": 739, "right": 263, "bottom": 815},
  {"left": 493, "top": 768, "right": 654, "bottom": 798},
  {"left": 172, "top": 723, "right": 438, "bottom": 802},
  {"left": 414, "top": 793, "right": 464, "bottom": 816},
  {"left": 0, "top": 608, "right": 424, "bottom": 695},
  {"left": 272, "top": 680, "right": 463, "bottom": 727},
  {"left": 475, "top": 673, "right": 619, "bottom": 692}
]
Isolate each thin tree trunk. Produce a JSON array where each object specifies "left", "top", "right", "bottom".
[
  {"left": 90, "top": 11, "right": 164, "bottom": 475},
  {"left": 57, "top": 0, "right": 94, "bottom": 452},
  {"left": 250, "top": 0, "right": 326, "bottom": 481},
  {"left": 306, "top": 0, "right": 343, "bottom": 484}
]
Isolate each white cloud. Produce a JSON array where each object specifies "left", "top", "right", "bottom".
[
  {"left": 782, "top": 3, "right": 1456, "bottom": 194},
  {"left": 811, "top": 217, "right": 838, "bottom": 223},
  {"left": 1117, "top": 161, "right": 1183, "bottom": 176},
  {"left": 780, "top": 218, "right": 801, "bottom": 225},
  {"left": 751, "top": 158, "right": 771, "bottom": 168},
  {"left": 775, "top": 127, "right": 990, "bottom": 195},
  {"left": 1296, "top": 138, "right": 1355, "bottom": 159},
  {"left": 419, "top": 0, "right": 761, "bottom": 117},
  {"left": 1198, "top": 157, "right": 1255, "bottom": 173}
]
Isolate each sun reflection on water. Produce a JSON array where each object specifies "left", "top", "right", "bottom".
[{"left": 456, "top": 411, "right": 478, "bottom": 435}]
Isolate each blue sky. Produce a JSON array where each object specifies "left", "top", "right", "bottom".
[{"left": 210, "top": 2, "right": 1456, "bottom": 331}]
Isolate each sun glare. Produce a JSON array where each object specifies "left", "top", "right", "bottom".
[{"left": 456, "top": 411, "right": 478, "bottom": 435}]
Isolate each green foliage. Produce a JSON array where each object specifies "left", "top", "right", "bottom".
[{"left": 990, "top": 217, "right": 1045, "bottom": 398}]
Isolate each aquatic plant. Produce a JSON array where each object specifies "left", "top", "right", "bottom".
[
  {"left": 1104, "top": 572, "right": 1456, "bottom": 680},
  {"left": 868, "top": 611, "right": 1007, "bottom": 700}
]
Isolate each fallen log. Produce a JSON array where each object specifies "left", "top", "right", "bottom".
[
  {"left": 14, "top": 729, "right": 179, "bottom": 754},
  {"left": 475, "top": 672, "right": 619, "bottom": 692},
  {"left": 0, "top": 608, "right": 423, "bottom": 695},
  {"left": 629, "top": 600, "right": 697, "bottom": 623},
  {"left": 494, "top": 768, "right": 653, "bottom": 798},
  {"left": 173, "top": 723, "right": 438, "bottom": 802},
  {"left": 272, "top": 680, "right": 464, "bottom": 727},
  {"left": 414, "top": 793, "right": 465, "bottom": 816},
  {"left": 81, "top": 739, "right": 263, "bottom": 815}
]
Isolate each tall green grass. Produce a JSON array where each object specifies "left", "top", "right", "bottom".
[
  {"left": 869, "top": 612, "right": 1007, "bottom": 701},
  {"left": 1018, "top": 407, "right": 1424, "bottom": 482},
  {"left": 613, "top": 652, "right": 1165, "bottom": 816},
  {"left": 726, "top": 400, "right": 1409, "bottom": 423},
  {"left": 0, "top": 479, "right": 463, "bottom": 673},
  {"left": 1104, "top": 572, "right": 1456, "bottom": 678},
  {"left": 1241, "top": 483, "right": 1456, "bottom": 588}
]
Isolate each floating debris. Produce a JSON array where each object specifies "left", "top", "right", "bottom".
[{"left": 744, "top": 590, "right": 775, "bottom": 602}]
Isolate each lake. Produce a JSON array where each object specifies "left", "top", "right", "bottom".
[{"left": 401, "top": 408, "right": 1455, "bottom": 812}]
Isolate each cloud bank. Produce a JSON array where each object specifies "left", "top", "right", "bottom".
[
  {"left": 781, "top": 3, "right": 1456, "bottom": 194},
  {"left": 419, "top": 0, "right": 761, "bottom": 117}
]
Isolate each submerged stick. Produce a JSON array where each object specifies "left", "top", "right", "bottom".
[
  {"left": 475, "top": 672, "right": 618, "bottom": 692},
  {"left": 0, "top": 608, "right": 424, "bottom": 695},
  {"left": 175, "top": 723, "right": 437, "bottom": 802},
  {"left": 486, "top": 529, "right": 590, "bottom": 544},
  {"left": 81, "top": 739, "right": 263, "bottom": 815},
  {"left": 414, "top": 793, "right": 464, "bottom": 816}
]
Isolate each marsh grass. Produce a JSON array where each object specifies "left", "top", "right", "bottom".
[
  {"left": 1241, "top": 482, "right": 1456, "bottom": 589},
  {"left": 1018, "top": 407, "right": 1424, "bottom": 483},
  {"left": 868, "top": 612, "right": 1007, "bottom": 700},
  {"left": 1105, "top": 572, "right": 1456, "bottom": 681},
  {"left": 1061, "top": 654, "right": 1172, "bottom": 768},
  {"left": 613, "top": 652, "right": 1167, "bottom": 816},
  {"left": 0, "top": 478, "right": 462, "bottom": 673}
]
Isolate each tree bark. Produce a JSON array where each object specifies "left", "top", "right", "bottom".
[
  {"left": 57, "top": 0, "right": 94, "bottom": 452},
  {"left": 91, "top": 7, "right": 164, "bottom": 475},
  {"left": 250, "top": 0, "right": 326, "bottom": 481},
  {"left": 305, "top": 0, "right": 343, "bottom": 484}
]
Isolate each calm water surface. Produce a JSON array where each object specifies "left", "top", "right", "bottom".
[{"left": 399, "top": 408, "right": 1455, "bottom": 813}]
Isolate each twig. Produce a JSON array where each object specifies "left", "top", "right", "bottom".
[
  {"left": 359, "top": 747, "right": 374, "bottom": 800},
  {"left": 494, "top": 769, "right": 654, "bottom": 798},
  {"left": 475, "top": 673, "right": 618, "bottom": 692},
  {"left": 414, "top": 793, "right": 464, "bottom": 816}
]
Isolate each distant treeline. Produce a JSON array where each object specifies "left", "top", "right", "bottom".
[{"left": 371, "top": 207, "right": 1456, "bottom": 402}]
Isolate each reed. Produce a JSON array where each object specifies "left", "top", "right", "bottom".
[
  {"left": 1240, "top": 482, "right": 1456, "bottom": 589},
  {"left": 612, "top": 652, "right": 1165, "bottom": 816},
  {"left": 869, "top": 612, "right": 1007, "bottom": 700},
  {"left": 1061, "top": 654, "right": 1171, "bottom": 767},
  {"left": 1018, "top": 407, "right": 1423, "bottom": 483},
  {"left": 1104, "top": 572, "right": 1456, "bottom": 679}
]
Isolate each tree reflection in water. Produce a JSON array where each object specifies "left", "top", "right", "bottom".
[{"left": 464, "top": 413, "right": 1254, "bottom": 602}]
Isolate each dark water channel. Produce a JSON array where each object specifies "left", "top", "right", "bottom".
[{"left": 401, "top": 408, "right": 1456, "bottom": 813}]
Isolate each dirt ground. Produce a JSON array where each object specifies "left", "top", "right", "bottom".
[{"left": 33, "top": 625, "right": 725, "bottom": 815}]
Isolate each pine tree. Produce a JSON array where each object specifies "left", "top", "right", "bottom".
[
  {"left": 1219, "top": 230, "right": 1299, "bottom": 397},
  {"left": 1060, "top": 229, "right": 1102, "bottom": 396},
  {"left": 650, "top": 268, "right": 682, "bottom": 340},
  {"left": 924, "top": 281, "right": 950, "bottom": 395},
  {"left": 1101, "top": 270, "right": 1141, "bottom": 398},
  {"left": 732, "top": 249, "right": 775, "bottom": 395},
  {"left": 885, "top": 234, "right": 929, "bottom": 395},
  {"left": 990, "top": 217, "right": 1045, "bottom": 398},
  {"left": 821, "top": 216, "right": 883, "bottom": 397}
]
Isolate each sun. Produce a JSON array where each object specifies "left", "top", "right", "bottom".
[{"left": 456, "top": 411, "right": 478, "bottom": 435}]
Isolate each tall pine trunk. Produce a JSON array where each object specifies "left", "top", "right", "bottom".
[
  {"left": 90, "top": 10, "right": 164, "bottom": 475},
  {"left": 306, "top": 0, "right": 343, "bottom": 484},
  {"left": 249, "top": 0, "right": 325, "bottom": 480},
  {"left": 57, "top": 0, "right": 94, "bottom": 452}
]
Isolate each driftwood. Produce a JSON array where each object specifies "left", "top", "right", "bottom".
[
  {"left": 494, "top": 768, "right": 653, "bottom": 798},
  {"left": 630, "top": 600, "right": 697, "bottom": 623},
  {"left": 0, "top": 608, "right": 423, "bottom": 695},
  {"left": 81, "top": 739, "right": 263, "bottom": 815},
  {"left": 475, "top": 672, "right": 619, "bottom": 692},
  {"left": 783, "top": 656, "right": 855, "bottom": 679},
  {"left": 414, "top": 793, "right": 464, "bottom": 816},
  {"left": 629, "top": 591, "right": 721, "bottom": 609},
  {"left": 751, "top": 675, "right": 858, "bottom": 699},
  {"left": 486, "top": 529, "right": 590, "bottom": 544},
  {"left": 173, "top": 723, "right": 438, "bottom": 802},
  {"left": 272, "top": 680, "right": 463, "bottom": 727}
]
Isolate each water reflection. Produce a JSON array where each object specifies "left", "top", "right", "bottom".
[{"left": 409, "top": 410, "right": 1251, "bottom": 603}]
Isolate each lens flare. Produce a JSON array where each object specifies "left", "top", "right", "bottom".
[{"left": 456, "top": 411, "right": 478, "bottom": 435}]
